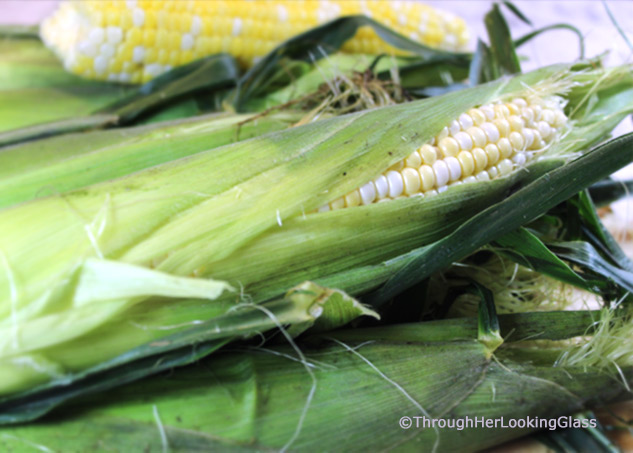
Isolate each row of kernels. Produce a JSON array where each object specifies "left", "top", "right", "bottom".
[
  {"left": 318, "top": 96, "right": 568, "bottom": 212},
  {"left": 319, "top": 153, "right": 524, "bottom": 212}
]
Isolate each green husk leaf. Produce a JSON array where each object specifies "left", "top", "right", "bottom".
[
  {"left": 589, "top": 179, "right": 633, "bottom": 207},
  {"left": 469, "top": 39, "right": 495, "bottom": 85},
  {"left": 474, "top": 282, "right": 503, "bottom": 355},
  {"left": 325, "top": 310, "right": 599, "bottom": 344},
  {"left": 485, "top": 4, "right": 521, "bottom": 78},
  {"left": 1, "top": 316, "right": 631, "bottom": 452},
  {"left": 0, "top": 39, "right": 132, "bottom": 138},
  {"left": 0, "top": 282, "right": 373, "bottom": 423},
  {"left": 570, "top": 191, "right": 633, "bottom": 273},
  {"left": 0, "top": 110, "right": 302, "bottom": 209},
  {"left": 74, "top": 258, "right": 233, "bottom": 304},
  {"left": 550, "top": 241, "right": 633, "bottom": 294},
  {"left": 502, "top": 1, "right": 533, "bottom": 25},
  {"left": 100, "top": 54, "right": 240, "bottom": 124},
  {"left": 0, "top": 65, "right": 631, "bottom": 398},
  {"left": 364, "top": 132, "right": 633, "bottom": 305},
  {"left": 534, "top": 412, "right": 619, "bottom": 453},
  {"left": 494, "top": 227, "right": 602, "bottom": 293},
  {"left": 0, "top": 24, "right": 40, "bottom": 39},
  {"left": 232, "top": 15, "right": 470, "bottom": 110}
]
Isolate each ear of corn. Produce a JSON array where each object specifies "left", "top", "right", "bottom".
[
  {"left": 2, "top": 312, "right": 631, "bottom": 452},
  {"left": 40, "top": 0, "right": 470, "bottom": 84},
  {"left": 1, "top": 65, "right": 632, "bottom": 397}
]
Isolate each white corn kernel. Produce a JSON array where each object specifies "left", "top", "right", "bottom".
[
  {"left": 436, "top": 126, "right": 449, "bottom": 141},
  {"left": 445, "top": 156, "right": 462, "bottom": 181},
  {"left": 542, "top": 109, "right": 555, "bottom": 125},
  {"left": 475, "top": 171, "right": 490, "bottom": 181},
  {"left": 449, "top": 119, "right": 461, "bottom": 136},
  {"left": 497, "top": 159, "right": 513, "bottom": 176},
  {"left": 359, "top": 182, "right": 377, "bottom": 205},
  {"left": 537, "top": 121, "right": 552, "bottom": 140},
  {"left": 432, "top": 160, "right": 450, "bottom": 188},
  {"left": 522, "top": 128, "right": 534, "bottom": 149},
  {"left": 480, "top": 105, "right": 495, "bottom": 120},
  {"left": 426, "top": 189, "right": 439, "bottom": 197},
  {"left": 509, "top": 131, "right": 524, "bottom": 151},
  {"left": 453, "top": 131, "right": 473, "bottom": 151},
  {"left": 386, "top": 170, "right": 404, "bottom": 198},
  {"left": 481, "top": 122, "right": 500, "bottom": 143},
  {"left": 512, "top": 152, "right": 527, "bottom": 166},
  {"left": 458, "top": 113, "right": 473, "bottom": 130},
  {"left": 374, "top": 175, "right": 389, "bottom": 199}
]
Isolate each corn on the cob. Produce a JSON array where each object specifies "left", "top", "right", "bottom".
[
  {"left": 319, "top": 95, "right": 568, "bottom": 211},
  {"left": 40, "top": 0, "right": 469, "bottom": 84}
]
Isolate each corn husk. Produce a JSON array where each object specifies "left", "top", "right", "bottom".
[
  {"left": 0, "top": 38, "right": 132, "bottom": 133},
  {"left": 1, "top": 311, "right": 631, "bottom": 453},
  {"left": 0, "top": 110, "right": 303, "bottom": 209},
  {"left": 1, "top": 65, "right": 633, "bottom": 397}
]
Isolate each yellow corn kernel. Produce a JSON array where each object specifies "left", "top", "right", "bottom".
[
  {"left": 457, "top": 151, "right": 475, "bottom": 177},
  {"left": 344, "top": 190, "right": 361, "bottom": 208},
  {"left": 418, "top": 145, "right": 437, "bottom": 165},
  {"left": 472, "top": 148, "right": 488, "bottom": 173},
  {"left": 402, "top": 168, "right": 421, "bottom": 195}
]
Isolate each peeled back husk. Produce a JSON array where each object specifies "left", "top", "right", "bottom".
[{"left": 1, "top": 64, "right": 633, "bottom": 395}]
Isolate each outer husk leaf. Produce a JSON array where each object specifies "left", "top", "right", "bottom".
[{"left": 1, "top": 315, "right": 630, "bottom": 452}]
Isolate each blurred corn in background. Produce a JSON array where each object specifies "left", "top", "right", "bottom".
[{"left": 40, "top": 0, "right": 469, "bottom": 83}]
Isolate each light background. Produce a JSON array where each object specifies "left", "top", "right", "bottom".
[{"left": 2, "top": 0, "right": 632, "bottom": 217}]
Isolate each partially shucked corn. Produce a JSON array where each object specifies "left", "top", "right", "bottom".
[
  {"left": 40, "top": 0, "right": 469, "bottom": 83},
  {"left": 2, "top": 66, "right": 632, "bottom": 396},
  {"left": 319, "top": 94, "right": 568, "bottom": 211}
]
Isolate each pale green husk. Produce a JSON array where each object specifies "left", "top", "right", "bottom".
[{"left": 1, "top": 64, "right": 633, "bottom": 395}]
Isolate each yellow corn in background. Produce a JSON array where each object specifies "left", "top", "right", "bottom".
[{"left": 40, "top": 0, "right": 469, "bottom": 84}]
